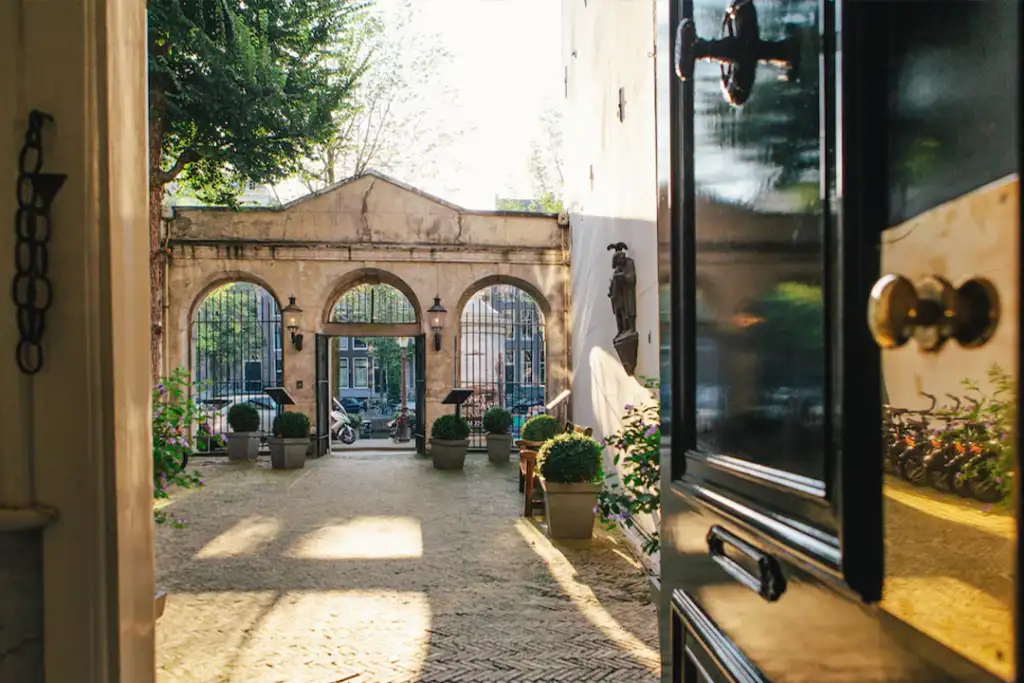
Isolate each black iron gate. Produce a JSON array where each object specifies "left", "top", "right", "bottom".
[
  {"left": 415, "top": 334, "right": 426, "bottom": 454},
  {"left": 192, "top": 282, "right": 283, "bottom": 452},
  {"left": 460, "top": 286, "right": 546, "bottom": 448},
  {"left": 315, "top": 333, "right": 330, "bottom": 457}
]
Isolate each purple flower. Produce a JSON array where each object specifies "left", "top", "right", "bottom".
[
  {"left": 624, "top": 403, "right": 634, "bottom": 411},
  {"left": 156, "top": 383, "right": 166, "bottom": 395},
  {"left": 592, "top": 503, "right": 600, "bottom": 514},
  {"left": 618, "top": 511, "right": 630, "bottom": 521},
  {"left": 644, "top": 424, "right": 657, "bottom": 438}
]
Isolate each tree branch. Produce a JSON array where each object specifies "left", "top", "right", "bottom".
[{"left": 153, "top": 149, "right": 200, "bottom": 186}]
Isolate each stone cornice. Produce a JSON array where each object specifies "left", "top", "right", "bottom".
[{"left": 167, "top": 240, "right": 568, "bottom": 266}]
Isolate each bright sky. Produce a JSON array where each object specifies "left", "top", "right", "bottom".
[{"left": 407, "top": 0, "right": 562, "bottom": 209}]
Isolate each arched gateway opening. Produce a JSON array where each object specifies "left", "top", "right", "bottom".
[
  {"left": 459, "top": 284, "right": 546, "bottom": 448},
  {"left": 318, "top": 281, "right": 426, "bottom": 455},
  {"left": 190, "top": 281, "right": 284, "bottom": 452}
]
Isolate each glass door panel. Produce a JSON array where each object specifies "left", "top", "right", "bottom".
[{"left": 691, "top": 0, "right": 826, "bottom": 481}]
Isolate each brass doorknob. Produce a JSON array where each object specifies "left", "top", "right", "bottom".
[{"left": 868, "top": 274, "right": 1000, "bottom": 352}]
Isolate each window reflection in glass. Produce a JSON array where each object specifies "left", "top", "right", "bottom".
[{"left": 691, "top": 0, "right": 825, "bottom": 480}]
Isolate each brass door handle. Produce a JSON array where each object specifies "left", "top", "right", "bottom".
[
  {"left": 868, "top": 274, "right": 1000, "bottom": 352},
  {"left": 674, "top": 0, "right": 800, "bottom": 106}
]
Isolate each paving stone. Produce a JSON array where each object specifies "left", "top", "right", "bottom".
[{"left": 155, "top": 452, "right": 660, "bottom": 682}]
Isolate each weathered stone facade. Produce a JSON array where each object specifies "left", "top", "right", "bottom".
[{"left": 164, "top": 172, "right": 570, "bottom": 437}]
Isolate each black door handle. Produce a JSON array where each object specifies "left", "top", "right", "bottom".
[
  {"left": 674, "top": 0, "right": 801, "bottom": 106},
  {"left": 707, "top": 525, "right": 787, "bottom": 602}
]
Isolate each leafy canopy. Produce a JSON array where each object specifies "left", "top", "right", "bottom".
[{"left": 148, "top": 0, "right": 370, "bottom": 203}]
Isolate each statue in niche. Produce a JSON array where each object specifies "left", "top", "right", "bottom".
[{"left": 607, "top": 242, "right": 638, "bottom": 375}]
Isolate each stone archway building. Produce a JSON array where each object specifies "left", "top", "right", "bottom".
[{"left": 164, "top": 171, "right": 569, "bottom": 437}]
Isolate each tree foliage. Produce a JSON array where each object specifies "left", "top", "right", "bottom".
[
  {"left": 497, "top": 106, "right": 564, "bottom": 213},
  {"left": 194, "top": 283, "right": 272, "bottom": 378},
  {"left": 148, "top": 0, "right": 370, "bottom": 203},
  {"left": 298, "top": 0, "right": 463, "bottom": 190}
]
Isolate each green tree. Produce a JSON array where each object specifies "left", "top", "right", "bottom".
[
  {"left": 299, "top": 0, "right": 463, "bottom": 190},
  {"left": 497, "top": 106, "right": 564, "bottom": 214},
  {"left": 147, "top": 0, "right": 368, "bottom": 376},
  {"left": 194, "top": 283, "right": 267, "bottom": 379}
]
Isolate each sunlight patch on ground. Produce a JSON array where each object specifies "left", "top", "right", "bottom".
[
  {"left": 157, "top": 590, "right": 431, "bottom": 683},
  {"left": 514, "top": 519, "right": 661, "bottom": 673},
  {"left": 195, "top": 515, "right": 282, "bottom": 559},
  {"left": 156, "top": 591, "right": 279, "bottom": 682},
  {"left": 287, "top": 516, "right": 424, "bottom": 559},
  {"left": 884, "top": 479, "right": 1014, "bottom": 540},
  {"left": 884, "top": 576, "right": 1012, "bottom": 680},
  {"left": 233, "top": 590, "right": 431, "bottom": 682}
]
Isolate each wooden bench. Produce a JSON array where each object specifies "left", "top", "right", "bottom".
[{"left": 518, "top": 422, "right": 594, "bottom": 518}]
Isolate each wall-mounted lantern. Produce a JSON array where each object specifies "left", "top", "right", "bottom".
[
  {"left": 282, "top": 295, "right": 304, "bottom": 351},
  {"left": 427, "top": 295, "right": 448, "bottom": 352}
]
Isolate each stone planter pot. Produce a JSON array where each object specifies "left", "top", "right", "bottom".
[
  {"left": 541, "top": 480, "right": 601, "bottom": 539},
  {"left": 226, "top": 432, "right": 259, "bottom": 461},
  {"left": 431, "top": 439, "right": 469, "bottom": 470},
  {"left": 269, "top": 437, "right": 307, "bottom": 470},
  {"left": 486, "top": 433, "right": 513, "bottom": 463}
]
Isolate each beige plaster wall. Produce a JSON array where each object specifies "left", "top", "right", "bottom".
[
  {"left": 166, "top": 174, "right": 569, "bottom": 440},
  {"left": 1, "top": 1, "right": 154, "bottom": 681}
]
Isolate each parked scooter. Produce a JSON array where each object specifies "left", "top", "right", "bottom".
[{"left": 331, "top": 398, "right": 357, "bottom": 445}]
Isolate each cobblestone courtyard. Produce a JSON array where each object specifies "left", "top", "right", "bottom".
[{"left": 155, "top": 452, "right": 661, "bottom": 682}]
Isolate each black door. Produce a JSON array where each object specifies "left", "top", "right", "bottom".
[
  {"left": 415, "top": 334, "right": 427, "bottom": 454},
  {"left": 314, "top": 333, "right": 330, "bottom": 457},
  {"left": 657, "top": 0, "right": 1019, "bottom": 681}
]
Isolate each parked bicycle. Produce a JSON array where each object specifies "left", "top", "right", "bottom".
[{"left": 882, "top": 391, "right": 1008, "bottom": 503}]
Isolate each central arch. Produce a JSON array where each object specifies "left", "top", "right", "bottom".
[{"left": 318, "top": 269, "right": 426, "bottom": 452}]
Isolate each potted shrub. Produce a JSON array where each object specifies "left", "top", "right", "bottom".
[
  {"left": 483, "top": 406, "right": 514, "bottom": 464},
  {"left": 518, "top": 414, "right": 562, "bottom": 451},
  {"left": 225, "top": 402, "right": 261, "bottom": 461},
  {"left": 538, "top": 432, "right": 604, "bottom": 539},
  {"left": 270, "top": 411, "right": 311, "bottom": 470},
  {"left": 430, "top": 414, "right": 470, "bottom": 470}
]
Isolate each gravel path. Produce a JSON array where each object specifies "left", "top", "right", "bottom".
[{"left": 155, "top": 452, "right": 660, "bottom": 683}]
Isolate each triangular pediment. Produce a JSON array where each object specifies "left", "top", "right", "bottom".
[{"left": 281, "top": 170, "right": 466, "bottom": 214}]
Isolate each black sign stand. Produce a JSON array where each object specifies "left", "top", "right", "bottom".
[
  {"left": 264, "top": 386, "right": 296, "bottom": 408},
  {"left": 441, "top": 388, "right": 474, "bottom": 420}
]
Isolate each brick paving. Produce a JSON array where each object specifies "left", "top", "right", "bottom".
[{"left": 155, "top": 452, "right": 661, "bottom": 683}]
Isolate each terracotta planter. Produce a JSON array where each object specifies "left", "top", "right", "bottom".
[
  {"left": 226, "top": 432, "right": 259, "bottom": 461},
  {"left": 269, "top": 437, "right": 307, "bottom": 469},
  {"left": 541, "top": 480, "right": 601, "bottom": 539},
  {"left": 431, "top": 439, "right": 468, "bottom": 470},
  {"left": 486, "top": 433, "right": 513, "bottom": 463}
]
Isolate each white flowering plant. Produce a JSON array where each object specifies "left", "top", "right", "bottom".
[
  {"left": 596, "top": 399, "right": 661, "bottom": 555},
  {"left": 152, "top": 367, "right": 216, "bottom": 527}
]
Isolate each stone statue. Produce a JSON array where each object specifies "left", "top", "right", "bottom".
[
  {"left": 607, "top": 242, "right": 638, "bottom": 375},
  {"left": 607, "top": 242, "right": 637, "bottom": 336}
]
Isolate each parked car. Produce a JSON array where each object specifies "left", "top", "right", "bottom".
[
  {"left": 339, "top": 396, "right": 367, "bottom": 414},
  {"left": 197, "top": 394, "right": 278, "bottom": 435}
]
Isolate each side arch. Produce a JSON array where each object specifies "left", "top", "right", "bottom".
[
  {"left": 456, "top": 275, "right": 550, "bottom": 447},
  {"left": 187, "top": 270, "right": 283, "bottom": 325},
  {"left": 455, "top": 274, "right": 552, "bottom": 321}
]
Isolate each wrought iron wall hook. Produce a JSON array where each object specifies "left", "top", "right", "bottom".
[{"left": 13, "top": 110, "right": 66, "bottom": 375}]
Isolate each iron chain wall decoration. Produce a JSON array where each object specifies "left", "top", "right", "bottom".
[{"left": 13, "top": 110, "right": 66, "bottom": 374}]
